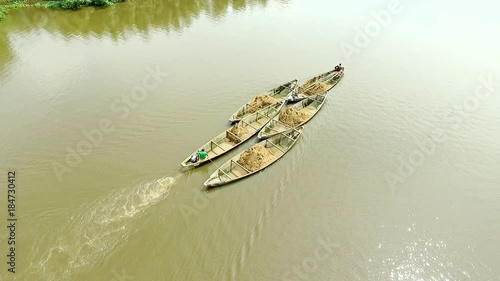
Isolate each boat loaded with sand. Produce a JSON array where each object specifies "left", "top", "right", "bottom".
[
  {"left": 204, "top": 127, "right": 304, "bottom": 188},
  {"left": 258, "top": 93, "right": 327, "bottom": 140},
  {"left": 181, "top": 102, "right": 284, "bottom": 168},
  {"left": 228, "top": 80, "right": 298, "bottom": 123},
  {"left": 290, "top": 68, "right": 343, "bottom": 103}
]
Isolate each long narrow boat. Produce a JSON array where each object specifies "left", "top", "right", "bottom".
[
  {"left": 181, "top": 102, "right": 284, "bottom": 168},
  {"left": 228, "top": 80, "right": 298, "bottom": 123},
  {"left": 204, "top": 127, "right": 304, "bottom": 188},
  {"left": 288, "top": 68, "right": 343, "bottom": 103},
  {"left": 257, "top": 93, "right": 327, "bottom": 140}
]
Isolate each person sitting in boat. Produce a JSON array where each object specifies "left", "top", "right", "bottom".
[
  {"left": 190, "top": 154, "right": 199, "bottom": 163},
  {"left": 335, "top": 63, "right": 342, "bottom": 71},
  {"left": 197, "top": 149, "right": 208, "bottom": 161},
  {"left": 287, "top": 93, "right": 299, "bottom": 102}
]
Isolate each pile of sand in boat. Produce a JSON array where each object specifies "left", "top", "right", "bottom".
[
  {"left": 248, "top": 94, "right": 277, "bottom": 113},
  {"left": 237, "top": 145, "right": 275, "bottom": 172},
  {"left": 225, "top": 77, "right": 337, "bottom": 173},
  {"left": 279, "top": 107, "right": 310, "bottom": 127},
  {"left": 227, "top": 124, "right": 251, "bottom": 144},
  {"left": 236, "top": 106, "right": 310, "bottom": 171},
  {"left": 298, "top": 77, "right": 334, "bottom": 96}
]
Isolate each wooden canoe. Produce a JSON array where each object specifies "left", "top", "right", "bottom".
[
  {"left": 228, "top": 80, "right": 298, "bottom": 123},
  {"left": 257, "top": 93, "right": 327, "bottom": 140},
  {"left": 181, "top": 102, "right": 284, "bottom": 168},
  {"left": 204, "top": 126, "right": 304, "bottom": 188},
  {"left": 288, "top": 68, "right": 343, "bottom": 103}
]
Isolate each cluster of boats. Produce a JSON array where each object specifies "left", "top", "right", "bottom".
[{"left": 180, "top": 67, "right": 345, "bottom": 188}]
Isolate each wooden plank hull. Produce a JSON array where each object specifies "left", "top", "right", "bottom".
[
  {"left": 204, "top": 127, "right": 304, "bottom": 188},
  {"left": 228, "top": 80, "right": 298, "bottom": 123},
  {"left": 181, "top": 102, "right": 285, "bottom": 168},
  {"left": 257, "top": 93, "right": 327, "bottom": 140}
]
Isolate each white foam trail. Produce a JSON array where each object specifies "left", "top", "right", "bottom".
[{"left": 23, "top": 176, "right": 177, "bottom": 281}]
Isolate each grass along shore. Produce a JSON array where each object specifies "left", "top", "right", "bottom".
[
  {"left": 44, "top": 0, "right": 123, "bottom": 9},
  {"left": 0, "top": 0, "right": 124, "bottom": 20},
  {"left": 0, "top": 0, "right": 29, "bottom": 20}
]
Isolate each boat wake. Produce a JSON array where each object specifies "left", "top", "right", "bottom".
[
  {"left": 22, "top": 176, "right": 178, "bottom": 281},
  {"left": 226, "top": 145, "right": 306, "bottom": 281}
]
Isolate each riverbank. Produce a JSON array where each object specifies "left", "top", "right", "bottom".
[
  {"left": 0, "top": 0, "right": 123, "bottom": 20},
  {"left": 44, "top": 0, "right": 123, "bottom": 9},
  {"left": 0, "top": 0, "right": 28, "bottom": 20}
]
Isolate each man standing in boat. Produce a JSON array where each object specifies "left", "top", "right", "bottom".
[{"left": 335, "top": 63, "right": 343, "bottom": 71}]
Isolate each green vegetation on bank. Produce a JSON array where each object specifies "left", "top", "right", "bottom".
[
  {"left": 0, "top": 0, "right": 123, "bottom": 21},
  {"left": 0, "top": 0, "right": 29, "bottom": 20},
  {"left": 45, "top": 0, "right": 123, "bottom": 10}
]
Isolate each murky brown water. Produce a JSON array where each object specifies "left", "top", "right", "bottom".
[{"left": 1, "top": 0, "right": 500, "bottom": 280}]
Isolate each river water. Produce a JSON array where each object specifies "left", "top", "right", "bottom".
[{"left": 1, "top": 0, "right": 499, "bottom": 280}]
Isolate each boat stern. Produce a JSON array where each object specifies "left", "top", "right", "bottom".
[{"left": 181, "top": 161, "right": 196, "bottom": 168}]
